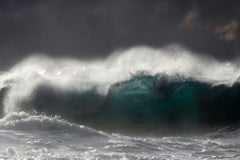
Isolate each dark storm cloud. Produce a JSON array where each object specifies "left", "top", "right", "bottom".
[{"left": 0, "top": 0, "right": 239, "bottom": 69}]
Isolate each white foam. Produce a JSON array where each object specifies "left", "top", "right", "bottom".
[
  {"left": 0, "top": 111, "right": 101, "bottom": 137},
  {"left": 0, "top": 45, "right": 239, "bottom": 115}
]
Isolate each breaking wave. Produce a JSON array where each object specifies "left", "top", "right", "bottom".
[{"left": 1, "top": 45, "right": 240, "bottom": 134}]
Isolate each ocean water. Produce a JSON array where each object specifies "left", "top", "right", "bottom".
[{"left": 1, "top": 46, "right": 240, "bottom": 159}]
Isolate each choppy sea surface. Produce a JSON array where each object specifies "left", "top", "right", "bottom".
[{"left": 1, "top": 112, "right": 240, "bottom": 160}]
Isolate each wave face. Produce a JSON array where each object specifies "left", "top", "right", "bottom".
[
  {"left": 26, "top": 74, "right": 240, "bottom": 134},
  {"left": 1, "top": 46, "right": 240, "bottom": 134}
]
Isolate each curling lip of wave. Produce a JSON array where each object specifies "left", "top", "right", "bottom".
[{"left": 0, "top": 45, "right": 239, "bottom": 116}]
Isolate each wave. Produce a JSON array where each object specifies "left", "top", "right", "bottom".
[
  {"left": 0, "top": 111, "right": 106, "bottom": 138},
  {"left": 1, "top": 45, "right": 240, "bottom": 134}
]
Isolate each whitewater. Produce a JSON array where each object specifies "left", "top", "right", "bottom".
[{"left": 1, "top": 45, "right": 240, "bottom": 159}]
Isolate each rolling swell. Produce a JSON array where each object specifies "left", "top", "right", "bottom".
[{"left": 17, "top": 73, "right": 240, "bottom": 134}]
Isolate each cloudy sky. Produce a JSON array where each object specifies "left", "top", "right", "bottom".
[{"left": 0, "top": 0, "right": 239, "bottom": 69}]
